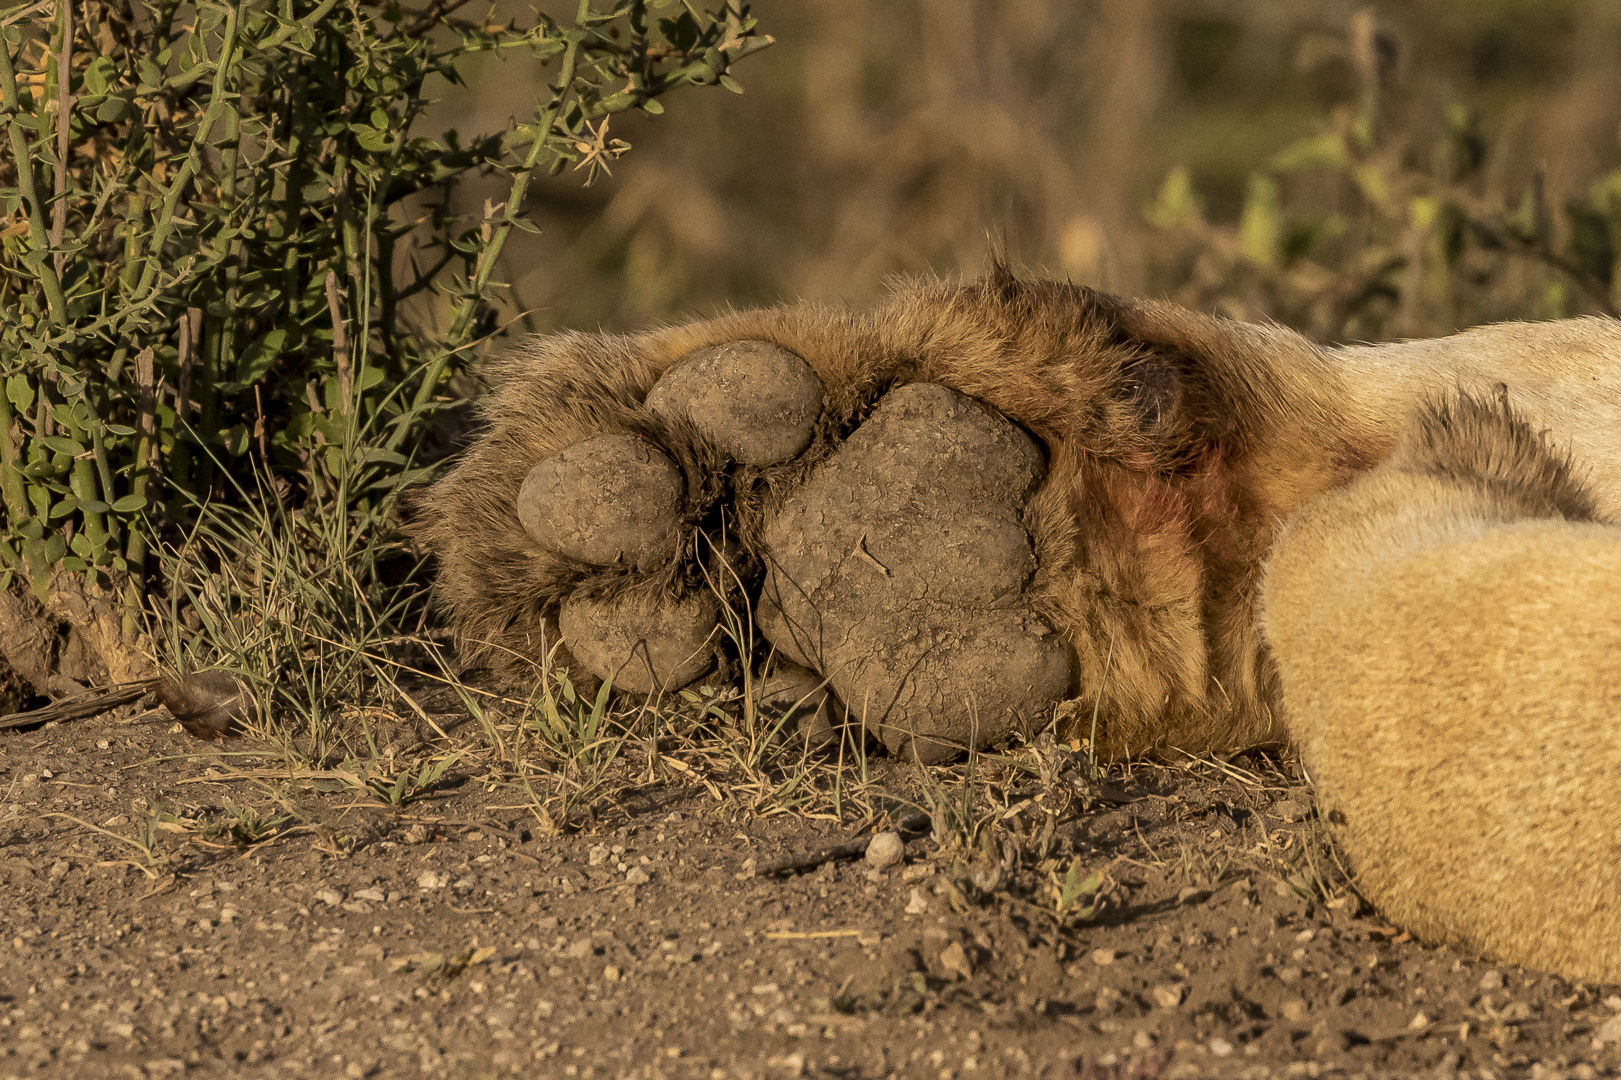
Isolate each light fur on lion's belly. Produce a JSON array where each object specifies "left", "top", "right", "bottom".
[{"left": 416, "top": 269, "right": 1621, "bottom": 982}]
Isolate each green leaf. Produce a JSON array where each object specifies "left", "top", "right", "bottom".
[
  {"left": 1240, "top": 174, "right": 1284, "bottom": 270},
  {"left": 222, "top": 424, "right": 250, "bottom": 456},
  {"left": 1058, "top": 861, "right": 1102, "bottom": 914},
  {"left": 1146, "top": 167, "right": 1201, "bottom": 231},
  {"left": 281, "top": 411, "right": 322, "bottom": 441},
  {"left": 6, "top": 375, "right": 34, "bottom": 412},
  {"left": 234, "top": 329, "right": 287, "bottom": 385},
  {"left": 110, "top": 494, "right": 148, "bottom": 513},
  {"left": 83, "top": 55, "right": 118, "bottom": 96},
  {"left": 354, "top": 126, "right": 392, "bottom": 153},
  {"left": 39, "top": 436, "right": 86, "bottom": 456},
  {"left": 96, "top": 94, "right": 135, "bottom": 124},
  {"left": 1270, "top": 130, "right": 1348, "bottom": 173}
]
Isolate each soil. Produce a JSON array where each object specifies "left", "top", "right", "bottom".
[{"left": 3, "top": 712, "right": 1618, "bottom": 1080}]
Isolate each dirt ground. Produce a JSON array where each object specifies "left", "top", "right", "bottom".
[{"left": 3, "top": 710, "right": 1618, "bottom": 1080}]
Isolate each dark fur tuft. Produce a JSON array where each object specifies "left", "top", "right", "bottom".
[{"left": 1393, "top": 391, "right": 1601, "bottom": 523}]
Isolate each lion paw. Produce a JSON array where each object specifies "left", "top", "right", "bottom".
[{"left": 484, "top": 341, "right": 1075, "bottom": 761}]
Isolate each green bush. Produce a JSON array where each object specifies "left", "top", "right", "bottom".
[{"left": 0, "top": 0, "right": 769, "bottom": 636}]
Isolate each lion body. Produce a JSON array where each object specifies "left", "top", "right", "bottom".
[{"left": 1261, "top": 396, "right": 1621, "bottom": 983}]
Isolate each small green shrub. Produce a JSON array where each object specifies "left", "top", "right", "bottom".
[{"left": 0, "top": 0, "right": 769, "bottom": 637}]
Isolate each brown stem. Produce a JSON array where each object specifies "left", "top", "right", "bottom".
[{"left": 50, "top": 0, "right": 73, "bottom": 280}]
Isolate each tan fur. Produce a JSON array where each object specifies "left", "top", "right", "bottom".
[
  {"left": 417, "top": 268, "right": 1621, "bottom": 760},
  {"left": 1261, "top": 394, "right": 1621, "bottom": 983}
]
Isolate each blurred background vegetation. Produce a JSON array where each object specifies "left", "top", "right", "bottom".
[{"left": 456, "top": 0, "right": 1621, "bottom": 341}]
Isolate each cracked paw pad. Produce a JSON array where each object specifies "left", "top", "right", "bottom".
[
  {"left": 758, "top": 383, "right": 1073, "bottom": 761},
  {"left": 516, "top": 434, "right": 685, "bottom": 571},
  {"left": 558, "top": 590, "right": 720, "bottom": 695},
  {"left": 645, "top": 340, "right": 825, "bottom": 466}
]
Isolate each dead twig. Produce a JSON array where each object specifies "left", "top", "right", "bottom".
[{"left": 0, "top": 679, "right": 157, "bottom": 730}]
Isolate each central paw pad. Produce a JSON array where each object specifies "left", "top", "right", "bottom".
[{"left": 758, "top": 383, "right": 1075, "bottom": 761}]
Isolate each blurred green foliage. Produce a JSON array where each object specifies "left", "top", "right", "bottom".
[
  {"left": 1145, "top": 11, "right": 1621, "bottom": 342},
  {"left": 0, "top": 0, "right": 768, "bottom": 625}
]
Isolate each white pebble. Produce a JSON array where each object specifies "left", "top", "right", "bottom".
[
  {"left": 1152, "top": 983, "right": 1185, "bottom": 1008},
  {"left": 864, "top": 831, "right": 905, "bottom": 870}
]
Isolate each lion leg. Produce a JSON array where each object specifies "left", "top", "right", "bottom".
[
  {"left": 418, "top": 305, "right": 1078, "bottom": 761},
  {"left": 420, "top": 269, "right": 1363, "bottom": 762}
]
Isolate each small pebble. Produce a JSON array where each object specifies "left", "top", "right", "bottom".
[
  {"left": 588, "top": 844, "right": 610, "bottom": 866},
  {"left": 1593, "top": 1015, "right": 1621, "bottom": 1046},
  {"left": 904, "top": 888, "right": 929, "bottom": 916},
  {"left": 1409, "top": 1012, "right": 1430, "bottom": 1029},
  {"left": 315, "top": 888, "right": 343, "bottom": 907},
  {"left": 1152, "top": 983, "right": 1185, "bottom": 1008},
  {"left": 864, "top": 831, "right": 904, "bottom": 870},
  {"left": 1209, "top": 1037, "right": 1234, "bottom": 1057},
  {"left": 939, "top": 942, "right": 973, "bottom": 979},
  {"left": 1281, "top": 999, "right": 1309, "bottom": 1023},
  {"left": 625, "top": 867, "right": 650, "bottom": 885},
  {"left": 1479, "top": 969, "right": 1504, "bottom": 991},
  {"left": 1090, "top": 948, "right": 1116, "bottom": 966}
]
